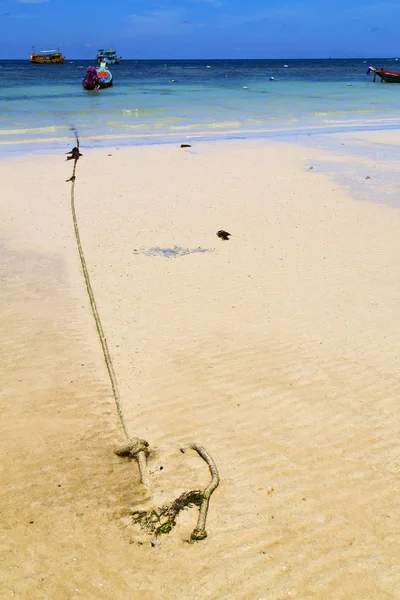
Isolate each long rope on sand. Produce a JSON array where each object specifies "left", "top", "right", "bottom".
[
  {"left": 66, "top": 138, "right": 220, "bottom": 539},
  {"left": 66, "top": 142, "right": 129, "bottom": 440}
]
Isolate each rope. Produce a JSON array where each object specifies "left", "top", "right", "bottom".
[
  {"left": 114, "top": 438, "right": 150, "bottom": 486},
  {"left": 67, "top": 148, "right": 129, "bottom": 440},
  {"left": 65, "top": 138, "right": 220, "bottom": 532},
  {"left": 181, "top": 444, "right": 220, "bottom": 540}
]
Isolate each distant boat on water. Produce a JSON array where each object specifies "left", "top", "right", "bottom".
[
  {"left": 96, "top": 49, "right": 121, "bottom": 65},
  {"left": 30, "top": 49, "right": 65, "bottom": 64}
]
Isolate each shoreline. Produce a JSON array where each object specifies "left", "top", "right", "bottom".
[
  {"left": 2, "top": 136, "right": 400, "bottom": 598},
  {"left": 2, "top": 117, "right": 400, "bottom": 156}
]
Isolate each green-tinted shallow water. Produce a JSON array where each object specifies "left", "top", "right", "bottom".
[{"left": 1, "top": 58, "right": 400, "bottom": 151}]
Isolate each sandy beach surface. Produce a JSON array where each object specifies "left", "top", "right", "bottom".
[{"left": 1, "top": 135, "right": 400, "bottom": 599}]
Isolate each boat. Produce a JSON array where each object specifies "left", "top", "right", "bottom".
[
  {"left": 367, "top": 65, "right": 400, "bottom": 82},
  {"left": 30, "top": 49, "right": 64, "bottom": 64},
  {"left": 82, "top": 63, "right": 113, "bottom": 91},
  {"left": 96, "top": 49, "right": 120, "bottom": 65}
]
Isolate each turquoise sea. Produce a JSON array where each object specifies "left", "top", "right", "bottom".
[{"left": 1, "top": 58, "right": 400, "bottom": 152}]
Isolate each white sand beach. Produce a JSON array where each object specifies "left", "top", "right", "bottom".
[{"left": 1, "top": 135, "right": 400, "bottom": 599}]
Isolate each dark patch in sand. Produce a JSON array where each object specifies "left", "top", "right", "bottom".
[{"left": 134, "top": 246, "right": 213, "bottom": 258}]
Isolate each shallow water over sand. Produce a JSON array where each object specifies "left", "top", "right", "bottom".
[{"left": 2, "top": 58, "right": 400, "bottom": 151}]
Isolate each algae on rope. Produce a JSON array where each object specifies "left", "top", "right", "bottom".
[
  {"left": 132, "top": 490, "right": 204, "bottom": 537},
  {"left": 128, "top": 444, "right": 220, "bottom": 542}
]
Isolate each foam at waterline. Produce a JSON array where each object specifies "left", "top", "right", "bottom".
[
  {"left": 3, "top": 118, "right": 400, "bottom": 156},
  {"left": 0, "top": 125, "right": 67, "bottom": 136}
]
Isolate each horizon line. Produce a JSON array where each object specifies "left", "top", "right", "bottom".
[{"left": 0, "top": 56, "right": 395, "bottom": 61}]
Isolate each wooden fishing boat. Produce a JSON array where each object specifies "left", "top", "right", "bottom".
[
  {"left": 367, "top": 66, "right": 400, "bottom": 82},
  {"left": 96, "top": 64, "right": 113, "bottom": 88},
  {"left": 30, "top": 49, "right": 64, "bottom": 64}
]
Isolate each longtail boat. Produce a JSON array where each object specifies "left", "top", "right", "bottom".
[
  {"left": 82, "top": 63, "right": 113, "bottom": 91},
  {"left": 367, "top": 66, "right": 400, "bottom": 83}
]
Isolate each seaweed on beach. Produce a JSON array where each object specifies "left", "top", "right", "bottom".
[
  {"left": 120, "top": 444, "right": 220, "bottom": 543},
  {"left": 131, "top": 490, "right": 204, "bottom": 537}
]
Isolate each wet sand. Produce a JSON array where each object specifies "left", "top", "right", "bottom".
[{"left": 1, "top": 137, "right": 400, "bottom": 599}]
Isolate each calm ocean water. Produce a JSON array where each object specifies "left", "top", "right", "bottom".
[{"left": 1, "top": 58, "right": 400, "bottom": 151}]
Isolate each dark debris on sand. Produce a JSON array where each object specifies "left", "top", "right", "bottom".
[{"left": 217, "top": 230, "right": 231, "bottom": 241}]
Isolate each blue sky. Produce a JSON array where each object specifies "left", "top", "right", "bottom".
[{"left": 0, "top": 0, "right": 399, "bottom": 59}]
